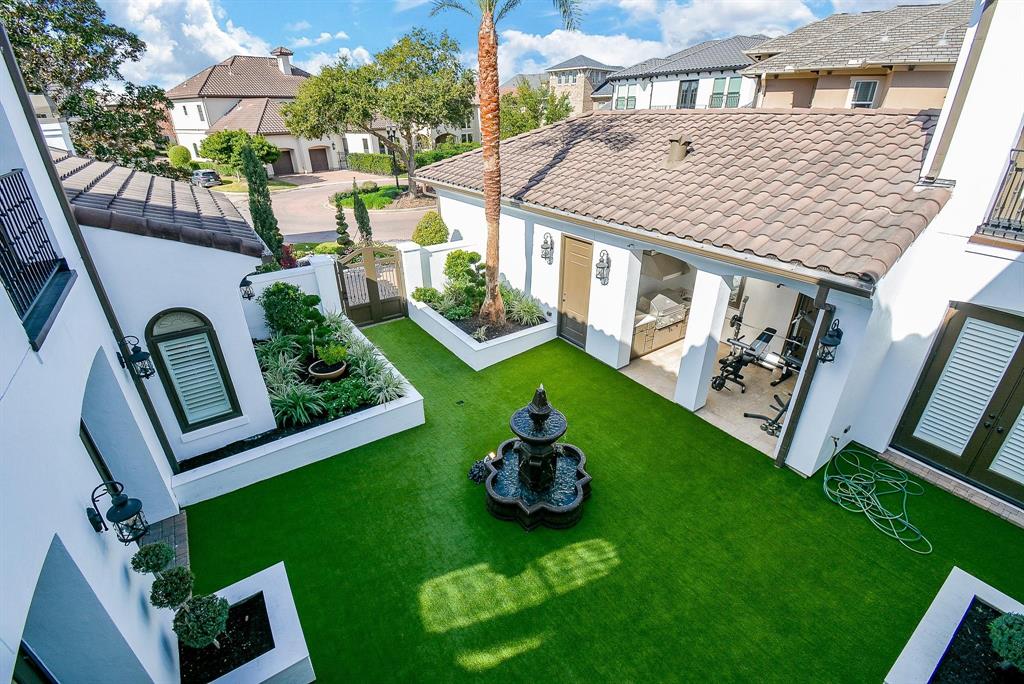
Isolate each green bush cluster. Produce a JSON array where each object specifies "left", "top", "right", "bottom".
[
  {"left": 415, "top": 142, "right": 480, "bottom": 168},
  {"left": 347, "top": 152, "right": 399, "bottom": 175},
  {"left": 167, "top": 144, "right": 192, "bottom": 169},
  {"left": 335, "top": 186, "right": 403, "bottom": 210},
  {"left": 131, "top": 543, "right": 227, "bottom": 650},
  {"left": 257, "top": 282, "right": 328, "bottom": 343},
  {"left": 409, "top": 250, "right": 485, "bottom": 321},
  {"left": 361, "top": 181, "right": 378, "bottom": 192},
  {"left": 990, "top": 613, "right": 1024, "bottom": 670},
  {"left": 317, "top": 342, "right": 348, "bottom": 366},
  {"left": 313, "top": 241, "right": 345, "bottom": 255},
  {"left": 500, "top": 283, "right": 546, "bottom": 326},
  {"left": 196, "top": 161, "right": 237, "bottom": 176},
  {"left": 411, "top": 211, "right": 449, "bottom": 246}
]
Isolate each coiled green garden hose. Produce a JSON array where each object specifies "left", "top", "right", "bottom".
[{"left": 823, "top": 441, "right": 933, "bottom": 555}]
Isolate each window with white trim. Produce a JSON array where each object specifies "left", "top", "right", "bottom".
[
  {"left": 850, "top": 80, "right": 879, "bottom": 108},
  {"left": 192, "top": 142, "right": 199, "bottom": 155},
  {"left": 148, "top": 310, "right": 239, "bottom": 431},
  {"left": 709, "top": 77, "right": 742, "bottom": 108},
  {"left": 362, "top": 138, "right": 369, "bottom": 152},
  {"left": 570, "top": 72, "right": 577, "bottom": 84},
  {"left": 615, "top": 83, "right": 638, "bottom": 110},
  {"left": 197, "top": 106, "right": 205, "bottom": 122},
  {"left": 182, "top": 105, "right": 188, "bottom": 116}
]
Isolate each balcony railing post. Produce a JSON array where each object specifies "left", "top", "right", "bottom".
[{"left": 978, "top": 148, "right": 1024, "bottom": 241}]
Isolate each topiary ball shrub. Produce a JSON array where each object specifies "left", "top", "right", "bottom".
[
  {"left": 150, "top": 566, "right": 194, "bottom": 609},
  {"left": 168, "top": 145, "right": 192, "bottom": 169},
  {"left": 258, "top": 282, "right": 307, "bottom": 335},
  {"left": 174, "top": 594, "right": 230, "bottom": 649},
  {"left": 990, "top": 612, "right": 1024, "bottom": 670},
  {"left": 131, "top": 542, "right": 175, "bottom": 575},
  {"left": 313, "top": 241, "right": 342, "bottom": 255},
  {"left": 360, "top": 181, "right": 378, "bottom": 192},
  {"left": 412, "top": 211, "right": 449, "bottom": 246}
]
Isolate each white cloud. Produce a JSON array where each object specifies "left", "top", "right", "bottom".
[
  {"left": 285, "top": 20, "right": 311, "bottom": 32},
  {"left": 292, "top": 31, "right": 349, "bottom": 48},
  {"left": 294, "top": 46, "right": 373, "bottom": 74},
  {"left": 497, "top": 29, "right": 666, "bottom": 80},
  {"left": 657, "top": 0, "right": 815, "bottom": 46},
  {"left": 101, "top": 0, "right": 271, "bottom": 89},
  {"left": 394, "top": 0, "right": 430, "bottom": 10},
  {"left": 830, "top": 0, "right": 936, "bottom": 10}
]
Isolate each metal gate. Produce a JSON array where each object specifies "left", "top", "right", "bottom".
[{"left": 335, "top": 244, "right": 407, "bottom": 326}]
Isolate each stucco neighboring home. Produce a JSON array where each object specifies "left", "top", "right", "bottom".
[
  {"left": 544, "top": 55, "right": 622, "bottom": 116},
  {"left": 602, "top": 35, "right": 765, "bottom": 111},
  {"left": 499, "top": 72, "right": 546, "bottom": 96},
  {"left": 166, "top": 46, "right": 347, "bottom": 175},
  {"left": 346, "top": 106, "right": 482, "bottom": 157},
  {"left": 742, "top": 0, "right": 972, "bottom": 110}
]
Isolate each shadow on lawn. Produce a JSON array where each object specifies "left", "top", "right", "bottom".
[{"left": 418, "top": 539, "right": 620, "bottom": 636}]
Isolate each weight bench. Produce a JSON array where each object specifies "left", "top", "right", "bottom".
[{"left": 710, "top": 327, "right": 777, "bottom": 393}]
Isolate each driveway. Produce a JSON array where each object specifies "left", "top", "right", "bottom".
[{"left": 227, "top": 170, "right": 432, "bottom": 245}]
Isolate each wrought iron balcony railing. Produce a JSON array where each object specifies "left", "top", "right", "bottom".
[
  {"left": 978, "top": 148, "right": 1024, "bottom": 242},
  {"left": 0, "top": 168, "right": 61, "bottom": 318}
]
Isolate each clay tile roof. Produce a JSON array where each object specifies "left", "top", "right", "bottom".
[
  {"left": 742, "top": 0, "right": 972, "bottom": 74},
  {"left": 166, "top": 55, "right": 311, "bottom": 99},
  {"left": 207, "top": 98, "right": 292, "bottom": 135},
  {"left": 417, "top": 108, "right": 951, "bottom": 284},
  {"left": 48, "top": 149, "right": 265, "bottom": 257},
  {"left": 611, "top": 35, "right": 767, "bottom": 80}
]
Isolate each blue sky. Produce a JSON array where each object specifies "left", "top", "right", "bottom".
[{"left": 99, "top": 0, "right": 936, "bottom": 90}]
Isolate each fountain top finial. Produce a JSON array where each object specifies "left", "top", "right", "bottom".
[{"left": 528, "top": 384, "right": 552, "bottom": 423}]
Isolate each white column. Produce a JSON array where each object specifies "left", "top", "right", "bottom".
[
  {"left": 674, "top": 269, "right": 731, "bottom": 411},
  {"left": 307, "top": 255, "right": 343, "bottom": 314},
  {"left": 396, "top": 241, "right": 425, "bottom": 291}
]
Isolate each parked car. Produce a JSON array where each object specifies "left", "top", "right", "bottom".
[{"left": 191, "top": 169, "right": 222, "bottom": 187}]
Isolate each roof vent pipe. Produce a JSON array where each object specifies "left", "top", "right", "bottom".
[{"left": 665, "top": 136, "right": 692, "bottom": 168}]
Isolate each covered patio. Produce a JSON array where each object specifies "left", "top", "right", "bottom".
[{"left": 186, "top": 321, "right": 1024, "bottom": 682}]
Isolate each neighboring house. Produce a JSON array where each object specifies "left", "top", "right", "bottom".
[
  {"left": 742, "top": 0, "right": 972, "bottom": 110},
  {"left": 544, "top": 55, "right": 622, "bottom": 116},
  {"left": 29, "top": 92, "right": 75, "bottom": 152},
  {"left": 499, "top": 72, "right": 545, "bottom": 96},
  {"left": 349, "top": 108, "right": 482, "bottom": 157},
  {"left": 603, "top": 35, "right": 765, "bottom": 111},
  {"left": 418, "top": 0, "right": 1024, "bottom": 512}
]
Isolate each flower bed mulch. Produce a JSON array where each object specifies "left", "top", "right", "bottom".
[
  {"left": 179, "top": 592, "right": 274, "bottom": 684},
  {"left": 930, "top": 598, "right": 1024, "bottom": 683},
  {"left": 450, "top": 314, "right": 539, "bottom": 342}
]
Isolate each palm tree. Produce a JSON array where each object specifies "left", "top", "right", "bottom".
[{"left": 432, "top": 0, "right": 580, "bottom": 325}]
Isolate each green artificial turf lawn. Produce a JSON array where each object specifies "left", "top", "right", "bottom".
[{"left": 188, "top": 320, "right": 1024, "bottom": 682}]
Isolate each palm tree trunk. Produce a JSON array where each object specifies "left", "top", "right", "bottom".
[{"left": 476, "top": 10, "right": 505, "bottom": 325}]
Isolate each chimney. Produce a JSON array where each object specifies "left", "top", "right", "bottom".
[
  {"left": 271, "top": 46, "right": 294, "bottom": 75},
  {"left": 665, "top": 136, "right": 692, "bottom": 168}
]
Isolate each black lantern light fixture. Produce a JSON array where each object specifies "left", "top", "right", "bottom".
[
  {"left": 595, "top": 250, "right": 611, "bottom": 285},
  {"left": 817, "top": 319, "right": 844, "bottom": 364},
  {"left": 117, "top": 336, "right": 156, "bottom": 379},
  {"left": 540, "top": 233, "right": 554, "bottom": 265},
  {"left": 87, "top": 481, "right": 149, "bottom": 544},
  {"left": 239, "top": 275, "right": 255, "bottom": 300}
]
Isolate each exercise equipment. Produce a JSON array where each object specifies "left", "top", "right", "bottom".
[
  {"left": 744, "top": 393, "right": 790, "bottom": 436},
  {"left": 711, "top": 327, "right": 778, "bottom": 393},
  {"left": 822, "top": 441, "right": 932, "bottom": 555}
]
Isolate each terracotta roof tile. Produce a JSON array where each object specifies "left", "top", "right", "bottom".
[
  {"left": 417, "top": 108, "right": 950, "bottom": 283},
  {"left": 166, "top": 56, "right": 311, "bottom": 100}
]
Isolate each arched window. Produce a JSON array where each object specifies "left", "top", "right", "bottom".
[{"left": 146, "top": 309, "right": 240, "bottom": 431}]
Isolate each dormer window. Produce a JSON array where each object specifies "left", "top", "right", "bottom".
[{"left": 850, "top": 80, "right": 879, "bottom": 108}]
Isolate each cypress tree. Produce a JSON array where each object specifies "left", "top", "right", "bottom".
[
  {"left": 351, "top": 181, "right": 373, "bottom": 244},
  {"left": 335, "top": 202, "right": 354, "bottom": 253},
  {"left": 241, "top": 143, "right": 283, "bottom": 258}
]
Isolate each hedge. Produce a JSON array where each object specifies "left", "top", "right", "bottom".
[
  {"left": 196, "top": 161, "right": 238, "bottom": 176},
  {"left": 347, "top": 153, "right": 399, "bottom": 176},
  {"left": 415, "top": 142, "right": 480, "bottom": 168}
]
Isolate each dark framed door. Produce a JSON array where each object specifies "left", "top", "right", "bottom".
[
  {"left": 309, "top": 148, "right": 330, "bottom": 172},
  {"left": 558, "top": 235, "right": 592, "bottom": 348},
  {"left": 893, "top": 302, "right": 1024, "bottom": 504},
  {"left": 272, "top": 150, "right": 295, "bottom": 176},
  {"left": 677, "top": 80, "right": 699, "bottom": 109}
]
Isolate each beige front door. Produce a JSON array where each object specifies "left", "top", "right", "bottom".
[{"left": 558, "top": 235, "right": 592, "bottom": 348}]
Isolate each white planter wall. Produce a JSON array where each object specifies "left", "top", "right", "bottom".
[{"left": 242, "top": 256, "right": 344, "bottom": 341}]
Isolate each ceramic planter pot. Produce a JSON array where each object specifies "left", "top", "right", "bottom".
[{"left": 308, "top": 359, "right": 347, "bottom": 381}]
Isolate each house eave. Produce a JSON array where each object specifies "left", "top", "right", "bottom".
[{"left": 426, "top": 179, "right": 877, "bottom": 298}]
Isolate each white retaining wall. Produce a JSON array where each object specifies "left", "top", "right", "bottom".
[{"left": 242, "top": 255, "right": 344, "bottom": 340}]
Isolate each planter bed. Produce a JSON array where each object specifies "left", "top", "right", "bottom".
[
  {"left": 887, "top": 567, "right": 1024, "bottom": 683},
  {"left": 409, "top": 300, "right": 557, "bottom": 371},
  {"left": 180, "top": 593, "right": 274, "bottom": 684}
]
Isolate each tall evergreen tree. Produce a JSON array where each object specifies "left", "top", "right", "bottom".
[
  {"left": 351, "top": 181, "right": 373, "bottom": 244},
  {"left": 335, "top": 203, "right": 354, "bottom": 253},
  {"left": 240, "top": 144, "right": 283, "bottom": 259}
]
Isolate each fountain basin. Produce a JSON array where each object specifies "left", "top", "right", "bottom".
[{"left": 485, "top": 438, "right": 592, "bottom": 530}]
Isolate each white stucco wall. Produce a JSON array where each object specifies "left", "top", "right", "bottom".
[
  {"left": 612, "top": 71, "right": 757, "bottom": 110},
  {"left": 2, "top": 53, "right": 179, "bottom": 683},
  {"left": 82, "top": 227, "right": 276, "bottom": 461}
]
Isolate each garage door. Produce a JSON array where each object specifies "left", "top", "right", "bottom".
[
  {"left": 272, "top": 151, "right": 295, "bottom": 176},
  {"left": 309, "top": 148, "right": 330, "bottom": 173}
]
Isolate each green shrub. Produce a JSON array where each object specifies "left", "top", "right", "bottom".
[
  {"left": 412, "top": 211, "right": 449, "bottom": 246},
  {"left": 258, "top": 282, "right": 307, "bottom": 335},
  {"left": 346, "top": 341, "right": 385, "bottom": 381},
  {"left": 262, "top": 352, "right": 303, "bottom": 393},
  {"left": 313, "top": 241, "right": 343, "bottom": 255},
  {"left": 317, "top": 342, "right": 347, "bottom": 366},
  {"left": 415, "top": 142, "right": 480, "bottom": 168},
  {"left": 323, "top": 311, "right": 355, "bottom": 345},
  {"left": 990, "top": 613, "right": 1024, "bottom": 670},
  {"left": 471, "top": 325, "right": 488, "bottom": 342},
  {"left": 196, "top": 161, "right": 237, "bottom": 176},
  {"left": 150, "top": 566, "right": 194, "bottom": 609},
  {"left": 411, "top": 286, "right": 441, "bottom": 305},
  {"left": 131, "top": 543, "right": 175, "bottom": 575},
  {"left": 443, "top": 249, "right": 485, "bottom": 313},
  {"left": 361, "top": 181, "right": 378, "bottom": 192},
  {"left": 269, "top": 381, "right": 326, "bottom": 427},
  {"left": 168, "top": 145, "right": 192, "bottom": 168},
  {"left": 346, "top": 152, "right": 400, "bottom": 175},
  {"left": 336, "top": 186, "right": 403, "bottom": 210},
  {"left": 367, "top": 369, "right": 405, "bottom": 404},
  {"left": 321, "top": 378, "right": 371, "bottom": 418},
  {"left": 174, "top": 594, "right": 230, "bottom": 649},
  {"left": 500, "top": 284, "right": 546, "bottom": 326},
  {"left": 255, "top": 334, "right": 300, "bottom": 367}
]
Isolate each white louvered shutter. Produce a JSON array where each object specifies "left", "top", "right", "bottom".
[
  {"left": 912, "top": 318, "right": 1022, "bottom": 456},
  {"left": 990, "top": 408, "right": 1024, "bottom": 485},
  {"left": 158, "top": 333, "right": 233, "bottom": 425}
]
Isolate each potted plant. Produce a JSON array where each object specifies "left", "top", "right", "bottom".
[{"left": 309, "top": 342, "right": 348, "bottom": 380}]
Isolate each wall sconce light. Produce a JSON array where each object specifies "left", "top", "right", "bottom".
[
  {"left": 540, "top": 233, "right": 554, "bottom": 265},
  {"left": 595, "top": 250, "right": 611, "bottom": 285},
  {"left": 239, "top": 275, "right": 255, "bottom": 300},
  {"left": 87, "top": 481, "right": 149, "bottom": 544},
  {"left": 117, "top": 336, "right": 156, "bottom": 379},
  {"left": 817, "top": 319, "right": 844, "bottom": 364}
]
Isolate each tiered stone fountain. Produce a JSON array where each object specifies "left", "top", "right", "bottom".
[{"left": 484, "top": 385, "right": 591, "bottom": 530}]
